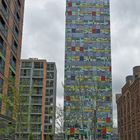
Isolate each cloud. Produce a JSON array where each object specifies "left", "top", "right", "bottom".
[
  {"left": 22, "top": 0, "right": 66, "bottom": 106},
  {"left": 111, "top": 0, "right": 140, "bottom": 126},
  {"left": 22, "top": 0, "right": 140, "bottom": 127}
]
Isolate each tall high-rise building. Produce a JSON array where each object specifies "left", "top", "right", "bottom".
[
  {"left": 0, "top": 0, "right": 25, "bottom": 137},
  {"left": 18, "top": 58, "right": 57, "bottom": 140},
  {"left": 64, "top": 0, "right": 112, "bottom": 140}
]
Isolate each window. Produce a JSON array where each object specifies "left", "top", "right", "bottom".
[
  {"left": 50, "top": 98, "right": 53, "bottom": 103},
  {"left": 71, "top": 75, "right": 75, "bottom": 80},
  {"left": 80, "top": 47, "right": 84, "bottom": 52},
  {"left": 17, "top": 0, "right": 21, "bottom": 7},
  {"left": 92, "top": 11, "right": 96, "bottom": 16},
  {"left": 47, "top": 63, "right": 54, "bottom": 71},
  {"left": 32, "top": 78, "right": 43, "bottom": 86},
  {"left": 10, "top": 54, "right": 16, "bottom": 70},
  {"left": 14, "top": 26, "right": 19, "bottom": 38},
  {"left": 47, "top": 72, "right": 54, "bottom": 79},
  {"left": 21, "top": 62, "right": 32, "bottom": 68},
  {"left": 2, "top": 0, "right": 7, "bottom": 11},
  {"left": 31, "top": 106, "right": 42, "bottom": 114},
  {"left": 0, "top": 56, "right": 5, "bottom": 74},
  {"left": 31, "top": 97, "right": 42, "bottom": 104},
  {"left": 33, "top": 69, "right": 43, "bottom": 77},
  {"left": 0, "top": 78, "right": 3, "bottom": 94},
  {"left": 9, "top": 69, "right": 15, "bottom": 80},
  {"left": 96, "top": 29, "right": 100, "bottom": 33},
  {"left": 21, "top": 69, "right": 30, "bottom": 76},
  {"left": 46, "top": 80, "right": 54, "bottom": 87},
  {"left": 0, "top": 15, "right": 6, "bottom": 28},
  {"left": 92, "top": 28, "right": 96, "bottom": 33},
  {"left": 68, "top": 11, "right": 72, "bottom": 15},
  {"left": 16, "top": 12, "right": 20, "bottom": 22},
  {"left": 20, "top": 78, "right": 30, "bottom": 85},
  {"left": 34, "top": 62, "right": 43, "bottom": 69},
  {"left": 0, "top": 36, "right": 6, "bottom": 57},
  {"left": 68, "top": 2, "right": 72, "bottom": 7},
  {"left": 12, "top": 40, "right": 18, "bottom": 54},
  {"left": 80, "top": 56, "right": 84, "bottom": 61},
  {"left": 101, "top": 76, "right": 106, "bottom": 81},
  {"left": 72, "top": 28, "right": 76, "bottom": 33},
  {"left": 33, "top": 87, "right": 42, "bottom": 95},
  {"left": 71, "top": 47, "right": 75, "bottom": 51}
]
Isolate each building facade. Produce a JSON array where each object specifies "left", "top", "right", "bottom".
[
  {"left": 116, "top": 66, "right": 140, "bottom": 140},
  {"left": 112, "top": 128, "right": 118, "bottom": 140},
  {"left": 0, "top": 0, "right": 25, "bottom": 117},
  {"left": 64, "top": 0, "right": 112, "bottom": 140},
  {"left": 0, "top": 0, "right": 25, "bottom": 139},
  {"left": 18, "top": 59, "right": 57, "bottom": 140},
  {"left": 45, "top": 62, "right": 57, "bottom": 140}
]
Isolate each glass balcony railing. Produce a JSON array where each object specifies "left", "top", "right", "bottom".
[
  {"left": 31, "top": 109, "right": 42, "bottom": 114},
  {"left": 31, "top": 100, "right": 42, "bottom": 105},
  {"left": 0, "top": 22, "right": 8, "bottom": 38}
]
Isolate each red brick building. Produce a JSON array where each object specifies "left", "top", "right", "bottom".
[
  {"left": 116, "top": 66, "right": 140, "bottom": 140},
  {"left": 0, "top": 0, "right": 25, "bottom": 118}
]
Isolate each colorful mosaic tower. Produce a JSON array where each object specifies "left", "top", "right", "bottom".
[{"left": 64, "top": 0, "right": 112, "bottom": 140}]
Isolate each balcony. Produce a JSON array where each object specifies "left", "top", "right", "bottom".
[
  {"left": 32, "top": 79, "right": 43, "bottom": 87},
  {"left": 31, "top": 99, "right": 42, "bottom": 105},
  {"left": 0, "top": 21, "right": 7, "bottom": 38},
  {"left": 31, "top": 107, "right": 42, "bottom": 114}
]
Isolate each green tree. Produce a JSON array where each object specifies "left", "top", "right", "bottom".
[{"left": 0, "top": 78, "right": 30, "bottom": 139}]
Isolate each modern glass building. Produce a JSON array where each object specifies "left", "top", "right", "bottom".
[{"left": 64, "top": 0, "right": 112, "bottom": 140}]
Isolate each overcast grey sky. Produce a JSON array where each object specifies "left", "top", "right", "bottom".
[{"left": 21, "top": 0, "right": 140, "bottom": 127}]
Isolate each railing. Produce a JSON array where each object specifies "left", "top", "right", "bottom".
[
  {"left": 31, "top": 101, "right": 42, "bottom": 105},
  {"left": 31, "top": 109, "right": 42, "bottom": 114}
]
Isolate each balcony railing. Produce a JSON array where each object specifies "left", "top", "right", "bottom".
[
  {"left": 31, "top": 101, "right": 42, "bottom": 105},
  {"left": 31, "top": 109, "right": 42, "bottom": 114}
]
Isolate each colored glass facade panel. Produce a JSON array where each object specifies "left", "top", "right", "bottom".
[{"left": 64, "top": 0, "right": 112, "bottom": 140}]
